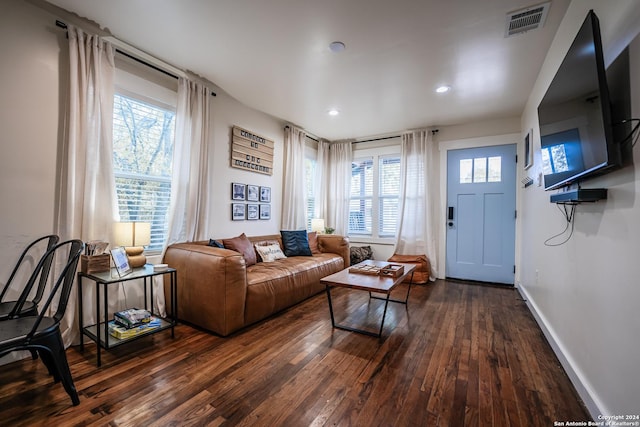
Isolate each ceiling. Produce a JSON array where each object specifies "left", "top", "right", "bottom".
[{"left": 44, "top": 0, "right": 570, "bottom": 140}]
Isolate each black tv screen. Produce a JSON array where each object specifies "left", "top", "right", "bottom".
[{"left": 538, "top": 10, "right": 619, "bottom": 191}]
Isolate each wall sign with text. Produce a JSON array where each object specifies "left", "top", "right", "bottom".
[{"left": 231, "top": 126, "right": 274, "bottom": 175}]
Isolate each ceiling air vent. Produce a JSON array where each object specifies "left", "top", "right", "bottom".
[{"left": 505, "top": 1, "right": 550, "bottom": 37}]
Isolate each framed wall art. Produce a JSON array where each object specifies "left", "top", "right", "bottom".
[
  {"left": 247, "top": 184, "right": 259, "bottom": 202},
  {"left": 231, "top": 182, "right": 246, "bottom": 200},
  {"left": 260, "top": 186, "right": 271, "bottom": 203},
  {"left": 247, "top": 204, "right": 259, "bottom": 220},
  {"left": 232, "top": 203, "right": 246, "bottom": 220},
  {"left": 259, "top": 204, "right": 271, "bottom": 220},
  {"left": 524, "top": 129, "right": 533, "bottom": 170}
]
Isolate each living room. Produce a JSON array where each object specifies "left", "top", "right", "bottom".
[{"left": 1, "top": 0, "right": 639, "bottom": 424}]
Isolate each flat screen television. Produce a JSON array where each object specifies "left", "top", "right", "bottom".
[{"left": 537, "top": 10, "right": 620, "bottom": 191}]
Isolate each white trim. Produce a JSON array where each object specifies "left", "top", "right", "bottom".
[
  {"left": 516, "top": 283, "right": 603, "bottom": 419},
  {"left": 105, "top": 36, "right": 187, "bottom": 80}
]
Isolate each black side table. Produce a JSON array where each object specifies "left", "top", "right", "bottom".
[{"left": 77, "top": 265, "right": 177, "bottom": 367}]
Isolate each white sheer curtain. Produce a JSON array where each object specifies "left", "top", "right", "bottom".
[
  {"left": 394, "top": 130, "right": 440, "bottom": 279},
  {"left": 281, "top": 125, "right": 307, "bottom": 230},
  {"left": 327, "top": 141, "right": 353, "bottom": 236},
  {"left": 55, "top": 26, "right": 118, "bottom": 345},
  {"left": 166, "top": 78, "right": 211, "bottom": 245},
  {"left": 313, "top": 139, "right": 330, "bottom": 221}
]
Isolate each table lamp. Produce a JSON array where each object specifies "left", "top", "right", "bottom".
[
  {"left": 113, "top": 222, "right": 151, "bottom": 268},
  {"left": 311, "top": 218, "right": 325, "bottom": 234}
]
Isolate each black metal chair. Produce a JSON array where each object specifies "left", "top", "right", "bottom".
[
  {"left": 0, "top": 234, "right": 59, "bottom": 320},
  {"left": 0, "top": 239, "right": 84, "bottom": 406}
]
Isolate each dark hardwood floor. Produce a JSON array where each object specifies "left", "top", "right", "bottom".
[{"left": 0, "top": 280, "right": 590, "bottom": 426}]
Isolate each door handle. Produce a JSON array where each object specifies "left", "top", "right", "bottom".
[{"left": 448, "top": 206, "right": 454, "bottom": 227}]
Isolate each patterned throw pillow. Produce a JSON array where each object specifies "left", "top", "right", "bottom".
[
  {"left": 350, "top": 245, "right": 373, "bottom": 266},
  {"left": 255, "top": 243, "right": 287, "bottom": 262}
]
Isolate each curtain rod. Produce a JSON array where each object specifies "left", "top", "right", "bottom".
[
  {"left": 354, "top": 129, "right": 439, "bottom": 144},
  {"left": 55, "top": 20, "right": 216, "bottom": 97},
  {"left": 283, "top": 125, "right": 319, "bottom": 142}
]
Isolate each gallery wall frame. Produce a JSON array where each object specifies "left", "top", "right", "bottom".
[
  {"left": 232, "top": 203, "right": 246, "bottom": 220},
  {"left": 232, "top": 182, "right": 246, "bottom": 200},
  {"left": 524, "top": 129, "right": 533, "bottom": 170},
  {"left": 260, "top": 186, "right": 271, "bottom": 203}
]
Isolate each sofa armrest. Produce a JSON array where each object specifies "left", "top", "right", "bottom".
[
  {"left": 317, "top": 235, "right": 350, "bottom": 268},
  {"left": 163, "top": 242, "right": 247, "bottom": 336}
]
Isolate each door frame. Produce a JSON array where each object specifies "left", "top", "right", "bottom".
[{"left": 436, "top": 133, "right": 521, "bottom": 281}]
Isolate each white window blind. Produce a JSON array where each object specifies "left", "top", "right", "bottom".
[
  {"left": 349, "top": 158, "right": 373, "bottom": 234},
  {"left": 113, "top": 93, "right": 175, "bottom": 252},
  {"left": 379, "top": 156, "right": 400, "bottom": 237},
  {"left": 349, "top": 154, "right": 400, "bottom": 238},
  {"left": 305, "top": 157, "right": 316, "bottom": 231}
]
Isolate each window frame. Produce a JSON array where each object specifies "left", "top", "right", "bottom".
[
  {"left": 112, "top": 63, "right": 178, "bottom": 254},
  {"left": 349, "top": 142, "right": 401, "bottom": 242}
]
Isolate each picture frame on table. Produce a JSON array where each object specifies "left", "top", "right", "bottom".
[
  {"left": 247, "top": 185, "right": 259, "bottom": 202},
  {"left": 259, "top": 204, "right": 271, "bottom": 220},
  {"left": 111, "top": 247, "right": 132, "bottom": 277},
  {"left": 232, "top": 203, "right": 246, "bottom": 220},
  {"left": 247, "top": 204, "right": 259, "bottom": 220},
  {"left": 231, "top": 182, "right": 246, "bottom": 200},
  {"left": 524, "top": 129, "right": 533, "bottom": 170},
  {"left": 260, "top": 186, "right": 271, "bottom": 203}
]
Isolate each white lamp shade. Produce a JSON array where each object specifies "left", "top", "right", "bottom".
[
  {"left": 311, "top": 218, "right": 325, "bottom": 233},
  {"left": 113, "top": 222, "right": 151, "bottom": 247}
]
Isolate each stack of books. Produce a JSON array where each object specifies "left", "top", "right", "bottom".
[{"left": 108, "top": 308, "right": 161, "bottom": 339}]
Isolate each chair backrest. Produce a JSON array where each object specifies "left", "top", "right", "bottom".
[
  {"left": 0, "top": 235, "right": 59, "bottom": 304},
  {"left": 22, "top": 239, "right": 84, "bottom": 337}
]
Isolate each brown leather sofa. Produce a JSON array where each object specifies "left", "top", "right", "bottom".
[{"left": 163, "top": 234, "right": 349, "bottom": 336}]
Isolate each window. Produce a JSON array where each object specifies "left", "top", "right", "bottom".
[
  {"left": 459, "top": 156, "right": 502, "bottom": 184},
  {"left": 349, "top": 154, "right": 400, "bottom": 238},
  {"left": 112, "top": 93, "right": 175, "bottom": 252},
  {"left": 305, "top": 156, "right": 316, "bottom": 231}
]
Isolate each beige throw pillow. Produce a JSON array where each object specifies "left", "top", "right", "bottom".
[{"left": 255, "top": 243, "right": 287, "bottom": 262}]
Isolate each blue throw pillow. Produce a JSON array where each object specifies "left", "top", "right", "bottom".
[
  {"left": 280, "top": 230, "right": 312, "bottom": 257},
  {"left": 207, "top": 239, "right": 224, "bottom": 248}
]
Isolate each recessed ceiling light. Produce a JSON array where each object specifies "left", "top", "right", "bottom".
[
  {"left": 435, "top": 85, "right": 451, "bottom": 93},
  {"left": 328, "top": 109, "right": 340, "bottom": 116},
  {"left": 329, "top": 41, "right": 346, "bottom": 53}
]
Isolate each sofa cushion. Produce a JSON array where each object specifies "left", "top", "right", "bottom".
[
  {"left": 255, "top": 243, "right": 287, "bottom": 262},
  {"left": 280, "top": 230, "right": 312, "bottom": 257},
  {"left": 223, "top": 233, "right": 257, "bottom": 266},
  {"left": 244, "top": 253, "right": 344, "bottom": 325}
]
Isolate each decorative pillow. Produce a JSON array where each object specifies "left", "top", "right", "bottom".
[
  {"left": 255, "top": 243, "right": 287, "bottom": 262},
  {"left": 308, "top": 232, "right": 321, "bottom": 255},
  {"left": 222, "top": 233, "right": 257, "bottom": 266},
  {"left": 254, "top": 239, "right": 280, "bottom": 247},
  {"left": 207, "top": 239, "right": 224, "bottom": 248},
  {"left": 350, "top": 245, "right": 373, "bottom": 265},
  {"left": 280, "top": 230, "right": 312, "bottom": 257}
]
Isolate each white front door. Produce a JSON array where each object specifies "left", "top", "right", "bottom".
[{"left": 446, "top": 144, "right": 516, "bottom": 285}]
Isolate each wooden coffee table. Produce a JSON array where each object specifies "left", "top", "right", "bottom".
[{"left": 320, "top": 260, "right": 416, "bottom": 338}]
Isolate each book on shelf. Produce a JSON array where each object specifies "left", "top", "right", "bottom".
[
  {"left": 108, "top": 317, "right": 162, "bottom": 340},
  {"left": 114, "top": 308, "right": 152, "bottom": 329}
]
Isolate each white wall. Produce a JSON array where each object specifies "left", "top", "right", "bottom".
[
  {"left": 0, "top": 0, "right": 287, "bottom": 282},
  {"left": 0, "top": 0, "right": 62, "bottom": 281},
  {"left": 519, "top": 0, "right": 640, "bottom": 416}
]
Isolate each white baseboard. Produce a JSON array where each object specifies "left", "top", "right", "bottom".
[{"left": 515, "top": 283, "right": 604, "bottom": 419}]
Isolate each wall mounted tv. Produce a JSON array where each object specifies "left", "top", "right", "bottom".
[{"left": 537, "top": 10, "right": 621, "bottom": 191}]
